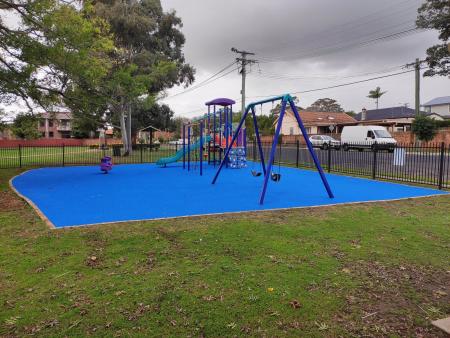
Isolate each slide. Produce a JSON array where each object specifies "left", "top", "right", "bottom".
[{"left": 156, "top": 135, "right": 211, "bottom": 167}]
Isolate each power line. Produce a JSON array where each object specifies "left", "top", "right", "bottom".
[
  {"left": 254, "top": 64, "right": 407, "bottom": 81},
  {"left": 163, "top": 61, "right": 237, "bottom": 100},
  {"left": 248, "top": 69, "right": 418, "bottom": 99},
  {"left": 258, "top": 27, "right": 422, "bottom": 64},
  {"left": 256, "top": 0, "right": 422, "bottom": 61}
]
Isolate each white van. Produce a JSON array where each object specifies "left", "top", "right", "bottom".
[{"left": 341, "top": 126, "right": 397, "bottom": 152}]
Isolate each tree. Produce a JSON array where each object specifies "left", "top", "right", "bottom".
[
  {"left": 91, "top": 0, "right": 195, "bottom": 154},
  {"left": 416, "top": 0, "right": 450, "bottom": 76},
  {"left": 345, "top": 111, "right": 356, "bottom": 117},
  {"left": 412, "top": 115, "right": 438, "bottom": 142},
  {"left": 306, "top": 98, "right": 344, "bottom": 112},
  {"left": 71, "top": 115, "right": 103, "bottom": 139},
  {"left": 11, "top": 113, "right": 41, "bottom": 139},
  {"left": 367, "top": 87, "right": 387, "bottom": 109},
  {"left": 0, "top": 0, "right": 113, "bottom": 111},
  {"left": 0, "top": 109, "right": 7, "bottom": 132}
]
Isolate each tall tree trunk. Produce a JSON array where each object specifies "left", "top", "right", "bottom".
[
  {"left": 126, "top": 104, "right": 132, "bottom": 155},
  {"left": 119, "top": 110, "right": 129, "bottom": 155}
]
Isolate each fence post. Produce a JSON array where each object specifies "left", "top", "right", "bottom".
[
  {"left": 19, "top": 144, "right": 22, "bottom": 168},
  {"left": 327, "top": 143, "right": 331, "bottom": 173},
  {"left": 296, "top": 140, "right": 299, "bottom": 168},
  {"left": 372, "top": 142, "right": 377, "bottom": 179},
  {"left": 62, "top": 144, "right": 65, "bottom": 167},
  {"left": 438, "top": 142, "right": 445, "bottom": 190},
  {"left": 140, "top": 143, "right": 143, "bottom": 163}
]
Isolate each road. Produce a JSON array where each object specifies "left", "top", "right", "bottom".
[{"left": 246, "top": 144, "right": 450, "bottom": 187}]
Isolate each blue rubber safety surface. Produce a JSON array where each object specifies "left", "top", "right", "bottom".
[{"left": 11, "top": 163, "right": 447, "bottom": 228}]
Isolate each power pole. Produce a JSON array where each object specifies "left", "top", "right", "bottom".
[
  {"left": 406, "top": 58, "right": 425, "bottom": 116},
  {"left": 231, "top": 48, "right": 257, "bottom": 119}
]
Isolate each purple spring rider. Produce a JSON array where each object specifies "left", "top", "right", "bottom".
[{"left": 100, "top": 156, "right": 112, "bottom": 174}]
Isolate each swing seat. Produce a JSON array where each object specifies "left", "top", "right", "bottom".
[
  {"left": 271, "top": 173, "right": 281, "bottom": 182},
  {"left": 251, "top": 170, "right": 262, "bottom": 177}
]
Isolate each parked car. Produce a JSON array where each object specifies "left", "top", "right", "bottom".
[
  {"left": 309, "top": 135, "right": 341, "bottom": 150},
  {"left": 169, "top": 139, "right": 186, "bottom": 145},
  {"left": 341, "top": 126, "right": 397, "bottom": 152}
]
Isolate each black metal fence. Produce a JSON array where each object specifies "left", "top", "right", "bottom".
[
  {"left": 247, "top": 141, "right": 450, "bottom": 190},
  {"left": 1, "top": 141, "right": 449, "bottom": 189}
]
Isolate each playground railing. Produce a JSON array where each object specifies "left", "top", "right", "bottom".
[
  {"left": 247, "top": 140, "right": 450, "bottom": 190},
  {"left": 0, "top": 143, "right": 181, "bottom": 169},
  {"left": 0, "top": 141, "right": 449, "bottom": 190}
]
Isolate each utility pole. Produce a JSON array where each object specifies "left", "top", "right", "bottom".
[
  {"left": 406, "top": 58, "right": 425, "bottom": 116},
  {"left": 231, "top": 48, "right": 257, "bottom": 120}
]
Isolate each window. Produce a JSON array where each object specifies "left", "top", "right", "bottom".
[
  {"left": 60, "top": 131, "right": 71, "bottom": 138},
  {"left": 60, "top": 119, "right": 70, "bottom": 128},
  {"left": 367, "top": 130, "right": 375, "bottom": 139},
  {"left": 39, "top": 120, "right": 45, "bottom": 127},
  {"left": 48, "top": 131, "right": 54, "bottom": 138},
  {"left": 305, "top": 127, "right": 311, "bottom": 134},
  {"left": 374, "top": 129, "right": 392, "bottom": 138},
  {"left": 48, "top": 120, "right": 54, "bottom": 127},
  {"left": 289, "top": 127, "right": 294, "bottom": 135},
  {"left": 41, "top": 132, "right": 46, "bottom": 138}
]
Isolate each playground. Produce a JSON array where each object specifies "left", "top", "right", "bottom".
[
  {"left": 2, "top": 95, "right": 450, "bottom": 337},
  {"left": 10, "top": 95, "right": 449, "bottom": 228},
  {"left": 11, "top": 162, "right": 447, "bottom": 228}
]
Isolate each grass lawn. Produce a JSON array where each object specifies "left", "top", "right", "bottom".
[{"left": 0, "top": 168, "right": 449, "bottom": 337}]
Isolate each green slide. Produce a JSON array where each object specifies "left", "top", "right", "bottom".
[{"left": 156, "top": 135, "right": 211, "bottom": 167}]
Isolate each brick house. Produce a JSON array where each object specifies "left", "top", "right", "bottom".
[
  {"left": 422, "top": 96, "right": 450, "bottom": 118},
  {"left": 279, "top": 108, "right": 356, "bottom": 136},
  {"left": 354, "top": 106, "right": 444, "bottom": 132},
  {"left": 38, "top": 112, "right": 72, "bottom": 139}
]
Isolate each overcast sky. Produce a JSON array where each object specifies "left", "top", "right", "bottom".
[{"left": 159, "top": 0, "right": 449, "bottom": 117}]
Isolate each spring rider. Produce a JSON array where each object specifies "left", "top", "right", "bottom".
[{"left": 100, "top": 156, "right": 112, "bottom": 174}]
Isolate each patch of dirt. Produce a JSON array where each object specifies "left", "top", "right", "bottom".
[
  {"left": 0, "top": 190, "right": 25, "bottom": 211},
  {"left": 335, "top": 261, "right": 450, "bottom": 337}
]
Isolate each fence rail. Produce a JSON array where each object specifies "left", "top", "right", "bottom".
[{"left": 1, "top": 141, "right": 449, "bottom": 189}]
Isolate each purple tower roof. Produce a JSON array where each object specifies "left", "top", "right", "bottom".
[{"left": 205, "top": 98, "right": 235, "bottom": 106}]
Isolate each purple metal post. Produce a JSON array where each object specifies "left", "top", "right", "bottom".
[
  {"left": 251, "top": 106, "right": 266, "bottom": 176},
  {"left": 200, "top": 121, "right": 203, "bottom": 176},
  {"left": 187, "top": 124, "right": 191, "bottom": 171},
  {"left": 289, "top": 100, "right": 334, "bottom": 198},
  {"left": 207, "top": 105, "right": 211, "bottom": 164},
  {"left": 182, "top": 124, "right": 186, "bottom": 169},
  {"left": 243, "top": 128, "right": 247, "bottom": 153},
  {"left": 219, "top": 108, "right": 222, "bottom": 163},
  {"left": 213, "top": 105, "right": 216, "bottom": 166}
]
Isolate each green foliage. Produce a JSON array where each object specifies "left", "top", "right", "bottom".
[
  {"left": 90, "top": 0, "right": 194, "bottom": 149},
  {"left": 367, "top": 87, "right": 387, "bottom": 109},
  {"left": 412, "top": 115, "right": 438, "bottom": 141},
  {"left": 11, "top": 113, "right": 41, "bottom": 139},
  {"left": 416, "top": 0, "right": 450, "bottom": 76},
  {"left": 71, "top": 115, "right": 101, "bottom": 139},
  {"left": 435, "top": 119, "right": 450, "bottom": 128},
  {"left": 0, "top": 109, "right": 7, "bottom": 131},
  {"left": 0, "top": 0, "right": 113, "bottom": 111},
  {"left": 306, "top": 98, "right": 344, "bottom": 112},
  {"left": 345, "top": 111, "right": 356, "bottom": 117}
]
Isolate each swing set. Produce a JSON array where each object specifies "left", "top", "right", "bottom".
[{"left": 212, "top": 94, "right": 334, "bottom": 205}]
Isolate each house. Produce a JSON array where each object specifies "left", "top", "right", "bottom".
[
  {"left": 354, "top": 106, "right": 444, "bottom": 132},
  {"left": 279, "top": 108, "right": 356, "bottom": 135},
  {"left": 422, "top": 96, "right": 450, "bottom": 118},
  {"left": 38, "top": 112, "right": 72, "bottom": 138}
]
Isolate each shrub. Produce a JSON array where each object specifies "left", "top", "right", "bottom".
[{"left": 412, "top": 115, "right": 438, "bottom": 142}]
